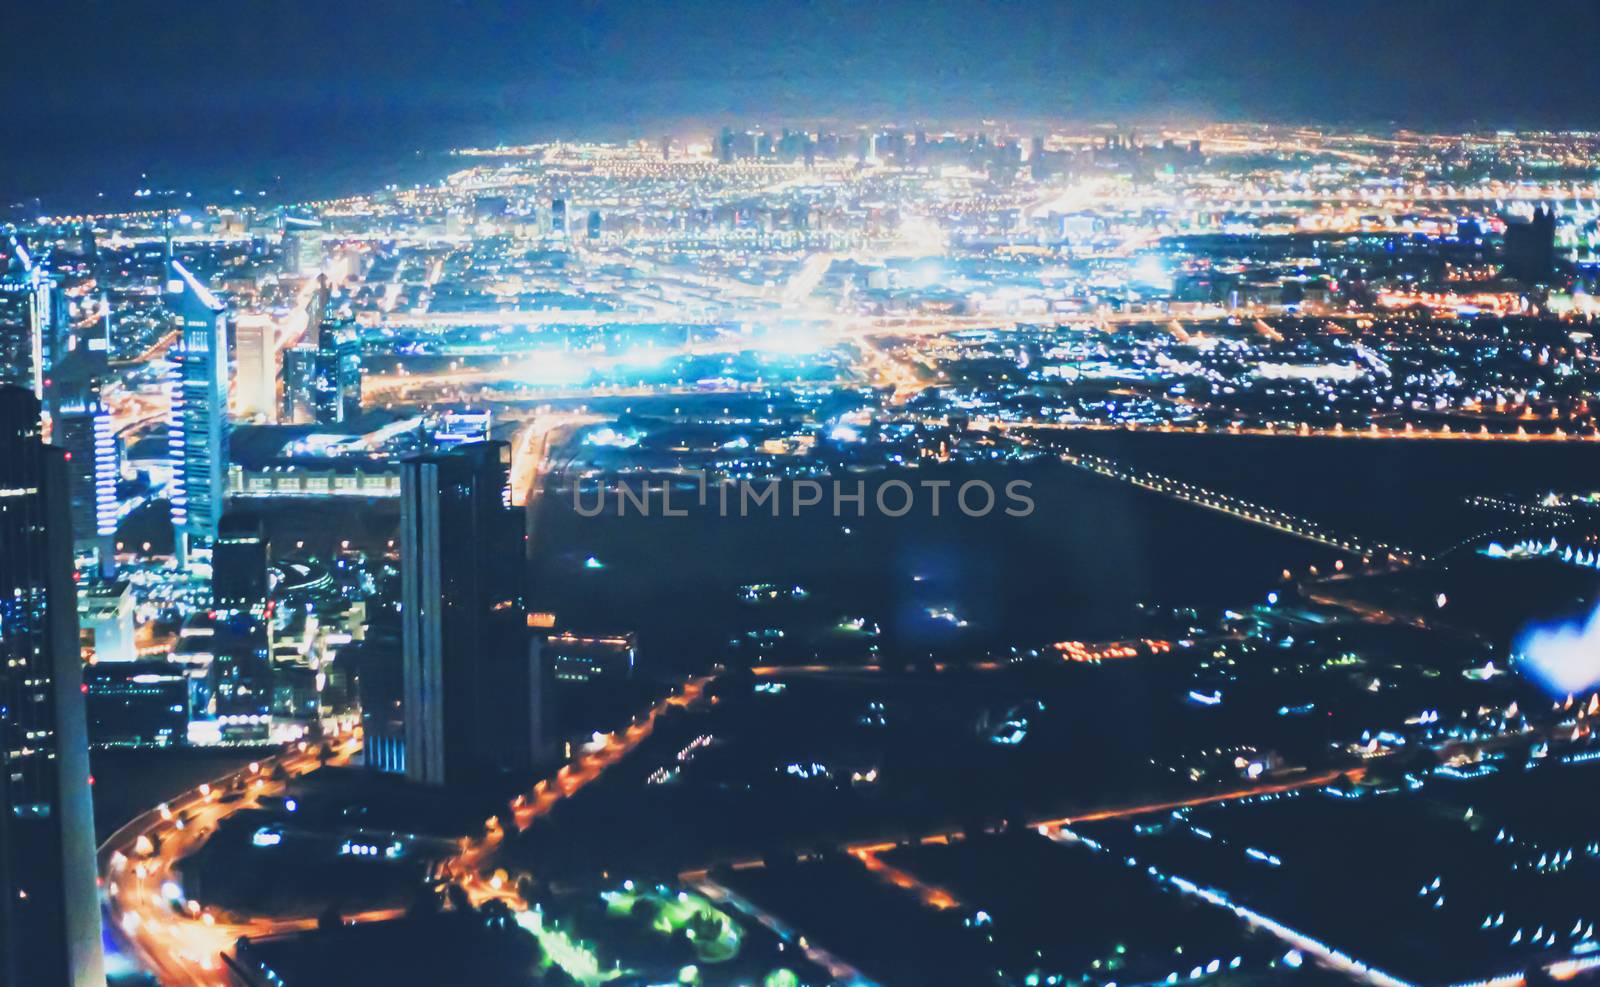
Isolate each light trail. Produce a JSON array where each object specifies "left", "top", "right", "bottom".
[{"left": 100, "top": 738, "right": 363, "bottom": 987}]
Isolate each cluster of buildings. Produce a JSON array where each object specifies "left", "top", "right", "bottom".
[
  {"left": 10, "top": 120, "right": 1600, "bottom": 985},
  {"left": 0, "top": 388, "right": 105, "bottom": 987}
]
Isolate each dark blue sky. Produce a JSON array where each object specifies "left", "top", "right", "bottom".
[{"left": 4, "top": 0, "right": 1599, "bottom": 207}]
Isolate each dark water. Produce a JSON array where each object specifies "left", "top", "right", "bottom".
[
  {"left": 528, "top": 461, "right": 1339, "bottom": 672},
  {"left": 1053, "top": 431, "right": 1600, "bottom": 555},
  {"left": 527, "top": 434, "right": 1600, "bottom": 673}
]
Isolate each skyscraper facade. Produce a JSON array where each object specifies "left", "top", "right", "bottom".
[
  {"left": 311, "top": 318, "right": 362, "bottom": 425},
  {"left": 51, "top": 352, "right": 119, "bottom": 577},
  {"left": 355, "top": 593, "right": 406, "bottom": 775},
  {"left": 0, "top": 240, "right": 67, "bottom": 400},
  {"left": 280, "top": 346, "right": 316, "bottom": 424},
  {"left": 398, "top": 441, "right": 542, "bottom": 787},
  {"left": 0, "top": 386, "right": 106, "bottom": 987},
  {"left": 166, "top": 260, "right": 230, "bottom": 559},
  {"left": 233, "top": 313, "right": 277, "bottom": 423},
  {"left": 281, "top": 217, "right": 322, "bottom": 277},
  {"left": 0, "top": 275, "right": 38, "bottom": 394}
]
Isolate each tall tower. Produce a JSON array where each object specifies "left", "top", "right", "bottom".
[
  {"left": 311, "top": 317, "right": 361, "bottom": 425},
  {"left": 281, "top": 216, "right": 322, "bottom": 277},
  {"left": 51, "top": 352, "right": 119, "bottom": 577},
  {"left": 1503, "top": 206, "right": 1558, "bottom": 283},
  {"left": 0, "top": 386, "right": 107, "bottom": 987},
  {"left": 233, "top": 314, "right": 277, "bottom": 423},
  {"left": 166, "top": 260, "right": 230, "bottom": 561},
  {"left": 399, "top": 441, "right": 541, "bottom": 787},
  {"left": 0, "top": 240, "right": 67, "bottom": 402}
]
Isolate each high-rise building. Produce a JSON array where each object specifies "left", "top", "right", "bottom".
[
  {"left": 1504, "top": 206, "right": 1558, "bottom": 283},
  {"left": 50, "top": 352, "right": 119, "bottom": 576},
  {"left": 166, "top": 260, "right": 230, "bottom": 560},
  {"left": 0, "top": 385, "right": 106, "bottom": 987},
  {"left": 0, "top": 240, "right": 67, "bottom": 400},
  {"left": 234, "top": 313, "right": 277, "bottom": 423},
  {"left": 0, "top": 281, "right": 33, "bottom": 393},
  {"left": 550, "top": 198, "right": 567, "bottom": 236},
  {"left": 280, "top": 346, "right": 316, "bottom": 424},
  {"left": 281, "top": 216, "right": 322, "bottom": 277},
  {"left": 311, "top": 317, "right": 362, "bottom": 425},
  {"left": 857, "top": 130, "right": 875, "bottom": 164},
  {"left": 399, "top": 441, "right": 543, "bottom": 786},
  {"left": 213, "top": 513, "right": 270, "bottom": 614},
  {"left": 77, "top": 578, "right": 135, "bottom": 663},
  {"left": 355, "top": 594, "right": 405, "bottom": 775}
]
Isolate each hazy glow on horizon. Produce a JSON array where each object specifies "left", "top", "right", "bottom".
[{"left": 1516, "top": 600, "right": 1600, "bottom": 697}]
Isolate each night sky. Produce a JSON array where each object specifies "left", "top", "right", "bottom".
[{"left": 5, "top": 0, "right": 1600, "bottom": 204}]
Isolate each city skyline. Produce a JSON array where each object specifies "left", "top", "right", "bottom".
[
  {"left": 9, "top": 7, "right": 1600, "bottom": 985},
  {"left": 10, "top": 0, "right": 1600, "bottom": 209}
]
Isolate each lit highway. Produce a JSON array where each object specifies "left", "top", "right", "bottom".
[
  {"left": 100, "top": 738, "right": 363, "bottom": 987},
  {"left": 680, "top": 767, "right": 1365, "bottom": 891},
  {"left": 102, "top": 677, "right": 714, "bottom": 983}
]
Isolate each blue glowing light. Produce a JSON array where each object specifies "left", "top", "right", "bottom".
[{"left": 1515, "top": 600, "right": 1600, "bottom": 697}]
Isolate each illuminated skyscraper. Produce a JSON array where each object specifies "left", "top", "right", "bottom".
[
  {"left": 166, "top": 260, "right": 230, "bottom": 561},
  {"left": 0, "top": 240, "right": 67, "bottom": 400},
  {"left": 279, "top": 277, "right": 330, "bottom": 424},
  {"left": 280, "top": 345, "right": 316, "bottom": 424},
  {"left": 0, "top": 385, "right": 106, "bottom": 987},
  {"left": 311, "top": 317, "right": 362, "bottom": 425},
  {"left": 0, "top": 285, "right": 32, "bottom": 393},
  {"left": 51, "top": 352, "right": 119, "bottom": 577},
  {"left": 281, "top": 216, "right": 322, "bottom": 277},
  {"left": 399, "top": 441, "right": 542, "bottom": 786},
  {"left": 234, "top": 313, "right": 277, "bottom": 423},
  {"left": 355, "top": 594, "right": 405, "bottom": 775}
]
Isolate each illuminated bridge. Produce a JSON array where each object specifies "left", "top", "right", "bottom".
[{"left": 1062, "top": 450, "right": 1425, "bottom": 566}]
